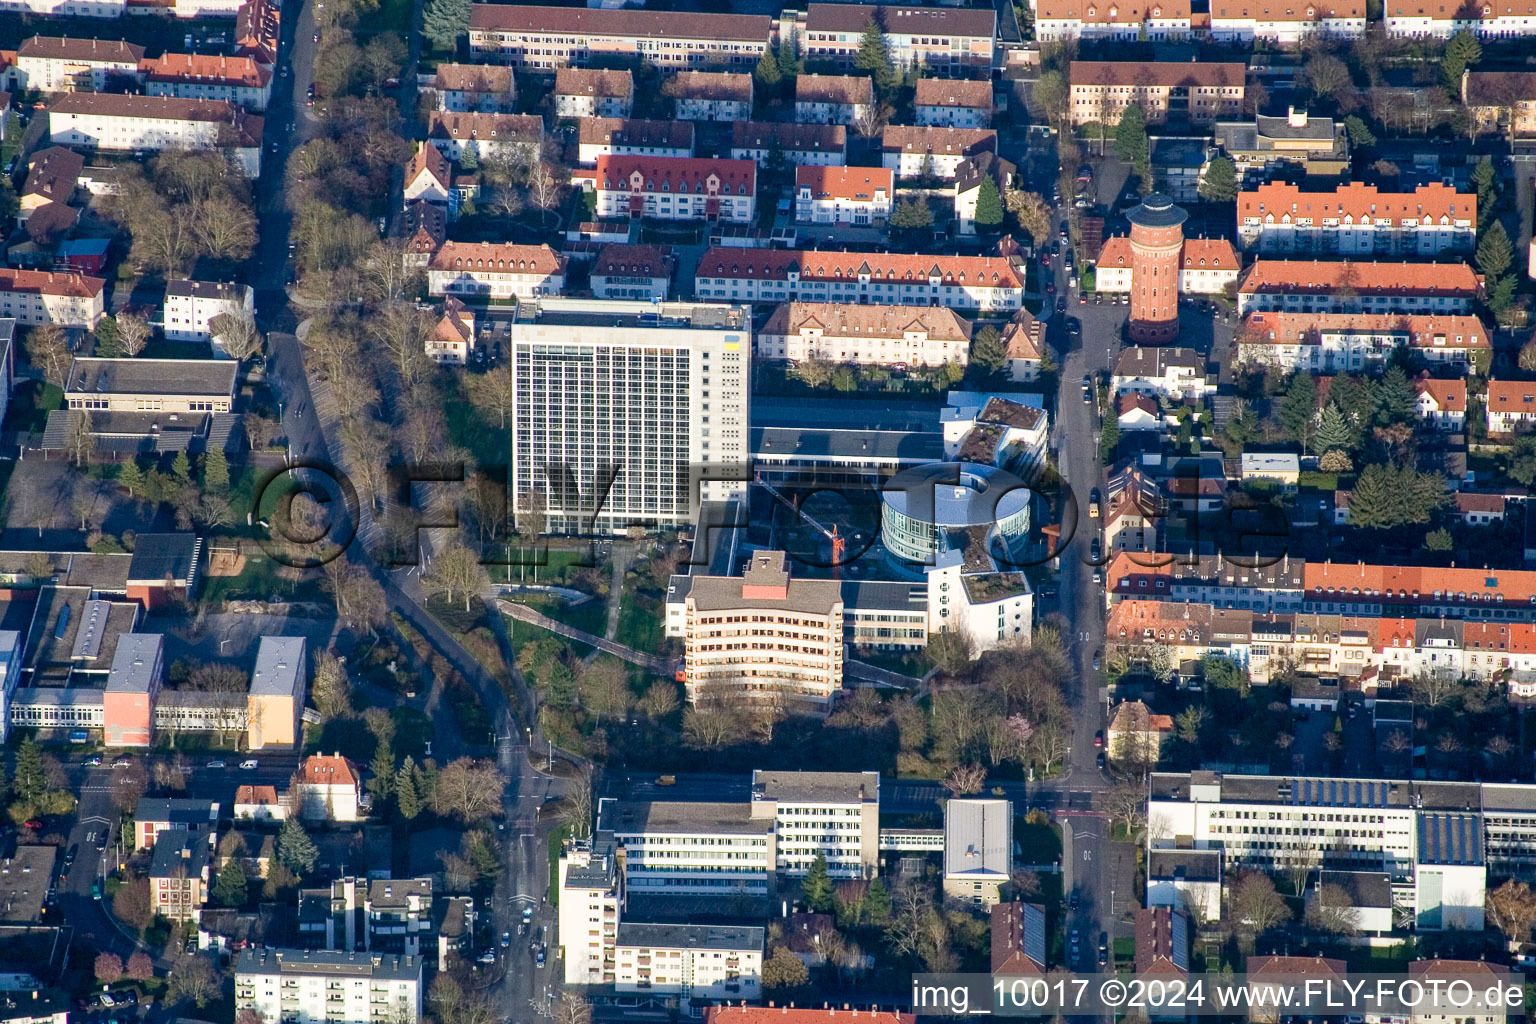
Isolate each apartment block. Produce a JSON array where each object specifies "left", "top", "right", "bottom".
[
  {"left": 424, "top": 111, "right": 542, "bottom": 163},
  {"left": 729, "top": 122, "right": 846, "bottom": 167},
  {"left": 235, "top": 948, "right": 423, "bottom": 1024},
  {"left": 426, "top": 242, "right": 566, "bottom": 301},
  {"left": 1487, "top": 381, "right": 1536, "bottom": 435},
  {"left": 750, "top": 769, "right": 880, "bottom": 878},
  {"left": 576, "top": 118, "right": 695, "bottom": 166},
  {"left": 577, "top": 156, "right": 756, "bottom": 224},
  {"left": 149, "top": 827, "right": 213, "bottom": 922},
  {"left": 1387, "top": 0, "right": 1536, "bottom": 37},
  {"left": 0, "top": 269, "right": 104, "bottom": 328},
  {"left": 1033, "top": 0, "right": 1194, "bottom": 42},
  {"left": 557, "top": 838, "right": 623, "bottom": 984},
  {"left": 914, "top": 78, "right": 993, "bottom": 128},
  {"left": 1069, "top": 61, "right": 1245, "bottom": 126},
  {"left": 793, "top": 74, "right": 873, "bottom": 126},
  {"left": 1236, "top": 312, "right": 1490, "bottom": 374},
  {"left": 1237, "top": 182, "right": 1476, "bottom": 255},
  {"left": 48, "top": 94, "right": 263, "bottom": 177},
  {"left": 881, "top": 125, "right": 997, "bottom": 180},
  {"left": 509, "top": 298, "right": 751, "bottom": 533},
  {"left": 612, "top": 923, "right": 763, "bottom": 999},
  {"left": 553, "top": 68, "right": 633, "bottom": 119},
  {"left": 600, "top": 799, "right": 774, "bottom": 897},
  {"left": 1461, "top": 71, "right": 1536, "bottom": 135},
  {"left": 794, "top": 165, "right": 892, "bottom": 226},
  {"left": 667, "top": 70, "right": 754, "bottom": 121},
  {"left": 678, "top": 550, "right": 845, "bottom": 714},
  {"left": 590, "top": 244, "right": 674, "bottom": 301},
  {"left": 15, "top": 37, "right": 143, "bottom": 92},
  {"left": 431, "top": 63, "right": 516, "bottom": 112},
  {"left": 695, "top": 248, "right": 1024, "bottom": 312},
  {"left": 758, "top": 301, "right": 970, "bottom": 366},
  {"left": 1094, "top": 236, "right": 1241, "bottom": 297},
  {"left": 798, "top": 4, "right": 996, "bottom": 73},
  {"left": 1236, "top": 260, "right": 1481, "bottom": 315},
  {"left": 248, "top": 636, "right": 306, "bottom": 750},
  {"left": 1208, "top": 0, "right": 1366, "bottom": 41},
  {"left": 1112, "top": 346, "right": 1212, "bottom": 401},
  {"left": 164, "top": 280, "right": 255, "bottom": 346},
  {"left": 142, "top": 53, "right": 272, "bottom": 111},
  {"left": 468, "top": 6, "right": 770, "bottom": 70}
]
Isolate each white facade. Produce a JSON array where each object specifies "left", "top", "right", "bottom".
[
  {"left": 1209, "top": 11, "right": 1365, "bottom": 42},
  {"left": 794, "top": 166, "right": 892, "bottom": 226},
  {"left": 613, "top": 925, "right": 763, "bottom": 1000},
  {"left": 750, "top": 770, "right": 880, "bottom": 878},
  {"left": 558, "top": 841, "right": 623, "bottom": 986},
  {"left": 235, "top": 949, "right": 422, "bottom": 1024},
  {"left": 426, "top": 243, "right": 566, "bottom": 301},
  {"left": 15, "top": 40, "right": 142, "bottom": 92},
  {"left": 164, "top": 280, "right": 255, "bottom": 345},
  {"left": 143, "top": 54, "right": 272, "bottom": 111},
  {"left": 0, "top": 270, "right": 105, "bottom": 328},
  {"left": 759, "top": 301, "right": 968, "bottom": 366},
  {"left": 583, "top": 157, "right": 756, "bottom": 225},
  {"left": 48, "top": 95, "right": 262, "bottom": 177},
  {"left": 695, "top": 249, "right": 1024, "bottom": 313}
]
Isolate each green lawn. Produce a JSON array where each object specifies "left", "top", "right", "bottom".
[
  {"left": 4, "top": 380, "right": 61, "bottom": 434},
  {"left": 444, "top": 398, "right": 509, "bottom": 468},
  {"left": 201, "top": 552, "right": 301, "bottom": 606},
  {"left": 506, "top": 593, "right": 607, "bottom": 637},
  {"left": 848, "top": 648, "right": 929, "bottom": 677},
  {"left": 614, "top": 586, "right": 664, "bottom": 653},
  {"left": 548, "top": 823, "right": 572, "bottom": 906},
  {"left": 1017, "top": 820, "right": 1063, "bottom": 864}
]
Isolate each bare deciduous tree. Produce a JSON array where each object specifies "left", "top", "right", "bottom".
[{"left": 429, "top": 758, "right": 507, "bottom": 822}]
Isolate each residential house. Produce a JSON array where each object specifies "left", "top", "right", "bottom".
[
  {"left": 164, "top": 280, "right": 254, "bottom": 346},
  {"left": 290, "top": 753, "right": 364, "bottom": 822},
  {"left": 431, "top": 63, "right": 515, "bottom": 113},
  {"left": 15, "top": 37, "right": 144, "bottom": 92},
  {"left": 953, "top": 151, "right": 1014, "bottom": 236},
  {"left": 234, "top": 785, "right": 285, "bottom": 822},
  {"left": 1212, "top": 109, "right": 1350, "bottom": 185},
  {"left": 797, "top": 4, "right": 996, "bottom": 73},
  {"left": 1461, "top": 71, "right": 1536, "bottom": 136},
  {"left": 794, "top": 165, "right": 892, "bottom": 226},
  {"left": 915, "top": 78, "right": 992, "bottom": 128},
  {"left": 425, "top": 110, "right": 542, "bottom": 164},
  {"left": 553, "top": 68, "right": 633, "bottom": 119},
  {"left": 1487, "top": 381, "right": 1536, "bottom": 435},
  {"left": 1236, "top": 260, "right": 1482, "bottom": 315},
  {"left": 425, "top": 241, "right": 566, "bottom": 301},
  {"left": 135, "top": 798, "right": 219, "bottom": 850},
  {"left": 695, "top": 247, "right": 1025, "bottom": 312},
  {"left": 666, "top": 70, "right": 754, "bottom": 121},
  {"left": 758, "top": 301, "right": 971, "bottom": 366},
  {"left": 578, "top": 155, "right": 756, "bottom": 224},
  {"left": 1414, "top": 376, "right": 1466, "bottom": 432},
  {"left": 400, "top": 202, "right": 447, "bottom": 269},
  {"left": 142, "top": 53, "right": 272, "bottom": 111},
  {"left": 1208, "top": 0, "right": 1366, "bottom": 42},
  {"left": 467, "top": 6, "right": 771, "bottom": 70},
  {"left": 612, "top": 923, "right": 762, "bottom": 999},
  {"left": 1107, "top": 699, "right": 1173, "bottom": 765},
  {"left": 1145, "top": 849, "right": 1222, "bottom": 921},
  {"left": 1241, "top": 452, "right": 1301, "bottom": 490},
  {"left": 149, "top": 827, "right": 213, "bottom": 922},
  {"left": 0, "top": 269, "right": 104, "bottom": 328},
  {"left": 1117, "top": 393, "right": 1162, "bottom": 431},
  {"left": 236, "top": 948, "right": 422, "bottom": 1024},
  {"left": 590, "top": 244, "right": 675, "bottom": 301},
  {"left": 942, "top": 798, "right": 1012, "bottom": 907},
  {"left": 1112, "top": 347, "right": 1210, "bottom": 401},
  {"left": 1235, "top": 312, "right": 1491, "bottom": 374},
  {"left": 403, "top": 144, "right": 453, "bottom": 206},
  {"left": 1033, "top": 0, "right": 1194, "bottom": 42},
  {"left": 794, "top": 74, "right": 873, "bottom": 127},
  {"left": 881, "top": 126, "right": 997, "bottom": 180},
  {"left": 990, "top": 902, "right": 1047, "bottom": 974},
  {"left": 576, "top": 118, "right": 694, "bottom": 166},
  {"left": 729, "top": 122, "right": 846, "bottom": 167},
  {"left": 1236, "top": 182, "right": 1477, "bottom": 255},
  {"left": 1070, "top": 61, "right": 1245, "bottom": 126},
  {"left": 1388, "top": 0, "right": 1536, "bottom": 37},
  {"left": 426, "top": 297, "right": 476, "bottom": 365},
  {"left": 47, "top": 94, "right": 263, "bottom": 177},
  {"left": 1002, "top": 307, "right": 1043, "bottom": 382},
  {"left": 17, "top": 147, "right": 83, "bottom": 226},
  {"left": 248, "top": 635, "right": 305, "bottom": 750}
]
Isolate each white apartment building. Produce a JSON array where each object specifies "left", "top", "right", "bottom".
[
  {"left": 750, "top": 769, "right": 880, "bottom": 878},
  {"left": 695, "top": 248, "right": 1024, "bottom": 313},
  {"left": 1236, "top": 260, "right": 1482, "bottom": 316},
  {"left": 1487, "top": 381, "right": 1536, "bottom": 435},
  {"left": 0, "top": 269, "right": 104, "bottom": 328},
  {"left": 15, "top": 37, "right": 143, "bottom": 92},
  {"left": 1032, "top": 0, "right": 1195, "bottom": 43},
  {"left": 1094, "top": 237, "right": 1243, "bottom": 297},
  {"left": 794, "top": 165, "right": 892, "bottom": 226},
  {"left": 576, "top": 118, "right": 695, "bottom": 166},
  {"left": 881, "top": 126, "right": 997, "bottom": 181},
  {"left": 426, "top": 242, "right": 566, "bottom": 301},
  {"left": 509, "top": 298, "right": 751, "bottom": 533},
  {"left": 793, "top": 74, "right": 873, "bottom": 126},
  {"left": 1111, "top": 346, "right": 1212, "bottom": 402},
  {"left": 48, "top": 94, "right": 263, "bottom": 177},
  {"left": 1237, "top": 182, "right": 1477, "bottom": 256},
  {"left": 914, "top": 78, "right": 993, "bottom": 128},
  {"left": 613, "top": 924, "right": 763, "bottom": 1000},
  {"left": 579, "top": 156, "right": 756, "bottom": 224},
  {"left": 1069, "top": 61, "right": 1245, "bottom": 126},
  {"left": 679, "top": 550, "right": 845, "bottom": 715},
  {"left": 1236, "top": 312, "right": 1491, "bottom": 374},
  {"left": 667, "top": 71, "right": 754, "bottom": 121},
  {"left": 729, "top": 122, "right": 846, "bottom": 167},
  {"left": 553, "top": 68, "right": 634, "bottom": 119},
  {"left": 599, "top": 799, "right": 774, "bottom": 897},
  {"left": 431, "top": 63, "right": 516, "bottom": 113},
  {"left": 558, "top": 839, "right": 624, "bottom": 985},
  {"left": 0, "top": 0, "right": 124, "bottom": 16},
  {"left": 424, "top": 111, "right": 542, "bottom": 164},
  {"left": 235, "top": 948, "right": 423, "bottom": 1024},
  {"left": 758, "top": 301, "right": 970, "bottom": 367},
  {"left": 164, "top": 280, "right": 255, "bottom": 347},
  {"left": 1208, "top": 0, "right": 1366, "bottom": 42},
  {"left": 590, "top": 244, "right": 674, "bottom": 301},
  {"left": 143, "top": 53, "right": 272, "bottom": 111},
  {"left": 468, "top": 5, "right": 770, "bottom": 70}
]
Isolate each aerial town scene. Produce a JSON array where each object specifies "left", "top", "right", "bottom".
[{"left": 0, "top": 0, "right": 1535, "bottom": 1018}]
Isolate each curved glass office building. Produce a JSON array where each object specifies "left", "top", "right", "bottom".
[{"left": 880, "top": 462, "right": 1032, "bottom": 566}]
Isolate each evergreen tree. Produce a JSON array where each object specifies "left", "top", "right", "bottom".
[
  {"left": 801, "top": 852, "right": 834, "bottom": 912},
  {"left": 864, "top": 877, "right": 892, "bottom": 923},
  {"left": 213, "top": 859, "right": 248, "bottom": 907},
  {"left": 777, "top": 41, "right": 802, "bottom": 79},
  {"left": 1347, "top": 464, "right": 1446, "bottom": 529},
  {"left": 1424, "top": 528, "right": 1454, "bottom": 552},
  {"left": 852, "top": 19, "right": 894, "bottom": 91},
  {"left": 395, "top": 757, "right": 422, "bottom": 820},
  {"left": 1491, "top": 274, "right": 1518, "bottom": 312},
  {"left": 1098, "top": 414, "right": 1120, "bottom": 463},
  {"left": 458, "top": 145, "right": 479, "bottom": 172},
  {"left": 1329, "top": 375, "right": 1377, "bottom": 433},
  {"left": 1278, "top": 371, "right": 1318, "bottom": 447},
  {"left": 1113, "top": 103, "right": 1150, "bottom": 179},
  {"left": 1376, "top": 365, "right": 1417, "bottom": 424},
  {"left": 1315, "top": 402, "right": 1353, "bottom": 453},
  {"left": 1342, "top": 115, "right": 1376, "bottom": 147},
  {"left": 970, "top": 325, "right": 1006, "bottom": 375},
  {"left": 368, "top": 741, "right": 395, "bottom": 803},
  {"left": 1198, "top": 156, "right": 1239, "bottom": 202},
  {"left": 172, "top": 452, "right": 191, "bottom": 486},
  {"left": 1477, "top": 220, "right": 1513, "bottom": 280},
  {"left": 204, "top": 449, "right": 230, "bottom": 494},
  {"left": 890, "top": 196, "right": 933, "bottom": 231},
  {"left": 973, "top": 174, "right": 1004, "bottom": 229},
  {"left": 95, "top": 317, "right": 123, "bottom": 358},
  {"left": 1441, "top": 30, "right": 1482, "bottom": 90},
  {"left": 13, "top": 738, "right": 45, "bottom": 804},
  {"left": 0, "top": 176, "right": 16, "bottom": 229},
  {"left": 1472, "top": 157, "right": 1498, "bottom": 213},
  {"left": 546, "top": 662, "right": 578, "bottom": 709},
  {"left": 754, "top": 49, "right": 782, "bottom": 88},
  {"left": 277, "top": 819, "right": 320, "bottom": 877},
  {"left": 117, "top": 460, "right": 144, "bottom": 498},
  {"left": 422, "top": 0, "right": 472, "bottom": 51}
]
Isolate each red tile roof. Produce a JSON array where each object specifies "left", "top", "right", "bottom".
[
  {"left": 730, "top": 121, "right": 846, "bottom": 155},
  {"left": 593, "top": 243, "right": 674, "bottom": 278},
  {"left": 1487, "top": 380, "right": 1536, "bottom": 416},
  {"left": 405, "top": 144, "right": 451, "bottom": 190},
  {"left": 1304, "top": 562, "right": 1536, "bottom": 604},
  {"left": 434, "top": 62, "right": 514, "bottom": 94},
  {"left": 1238, "top": 259, "right": 1481, "bottom": 298},
  {"left": 49, "top": 93, "right": 263, "bottom": 145},
  {"left": 1463, "top": 71, "right": 1536, "bottom": 105},
  {"left": 21, "top": 146, "right": 83, "bottom": 203},
  {"left": 1211, "top": 0, "right": 1364, "bottom": 19},
  {"left": 915, "top": 78, "right": 993, "bottom": 108},
  {"left": 762, "top": 301, "right": 971, "bottom": 343},
  {"left": 427, "top": 110, "right": 543, "bottom": 144},
  {"left": 235, "top": 784, "right": 279, "bottom": 805},
  {"left": 142, "top": 52, "right": 271, "bottom": 88},
  {"left": 697, "top": 247, "right": 1025, "bottom": 289},
  {"left": 1414, "top": 376, "right": 1466, "bottom": 413},
  {"left": 795, "top": 165, "right": 892, "bottom": 203},
  {"left": 667, "top": 70, "right": 754, "bottom": 102},
  {"left": 1035, "top": 0, "right": 1192, "bottom": 25},
  {"left": 1392, "top": 0, "right": 1536, "bottom": 18},
  {"left": 1240, "top": 312, "right": 1490, "bottom": 349},
  {"left": 595, "top": 155, "right": 755, "bottom": 194},
  {"left": 0, "top": 268, "right": 104, "bottom": 298},
  {"left": 1238, "top": 181, "right": 1476, "bottom": 229},
  {"left": 1071, "top": 60, "right": 1244, "bottom": 88},
  {"left": 1180, "top": 237, "right": 1239, "bottom": 270},
  {"left": 429, "top": 241, "right": 565, "bottom": 275},
  {"left": 297, "top": 754, "right": 358, "bottom": 788},
  {"left": 469, "top": 4, "right": 772, "bottom": 41},
  {"left": 554, "top": 67, "right": 633, "bottom": 99},
  {"left": 795, "top": 73, "right": 873, "bottom": 107}
]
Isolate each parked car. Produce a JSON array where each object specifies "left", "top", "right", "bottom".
[
  {"left": 1094, "top": 731, "right": 1103, "bottom": 748},
  {"left": 535, "top": 947, "right": 546, "bottom": 968},
  {"left": 1096, "top": 752, "right": 1106, "bottom": 768},
  {"left": 240, "top": 760, "right": 259, "bottom": 770},
  {"left": 206, "top": 760, "right": 226, "bottom": 769},
  {"left": 83, "top": 755, "right": 101, "bottom": 766},
  {"left": 22, "top": 819, "right": 42, "bottom": 830},
  {"left": 500, "top": 931, "right": 511, "bottom": 948},
  {"left": 111, "top": 758, "right": 131, "bottom": 768}
]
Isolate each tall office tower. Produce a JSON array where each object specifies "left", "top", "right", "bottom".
[{"left": 510, "top": 298, "right": 750, "bottom": 534}]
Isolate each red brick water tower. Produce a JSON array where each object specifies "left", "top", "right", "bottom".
[{"left": 1127, "top": 193, "right": 1187, "bottom": 344}]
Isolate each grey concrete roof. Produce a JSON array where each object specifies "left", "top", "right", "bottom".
[
  {"left": 752, "top": 769, "right": 878, "bottom": 805},
  {"left": 249, "top": 636, "right": 305, "bottom": 697},
  {"left": 235, "top": 947, "right": 422, "bottom": 980},
  {"left": 615, "top": 922, "right": 763, "bottom": 951},
  {"left": 66, "top": 358, "right": 236, "bottom": 399},
  {"left": 944, "top": 798, "right": 1011, "bottom": 879},
  {"left": 602, "top": 800, "right": 772, "bottom": 836}
]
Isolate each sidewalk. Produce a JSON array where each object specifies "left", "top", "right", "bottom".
[{"left": 496, "top": 598, "right": 670, "bottom": 674}]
